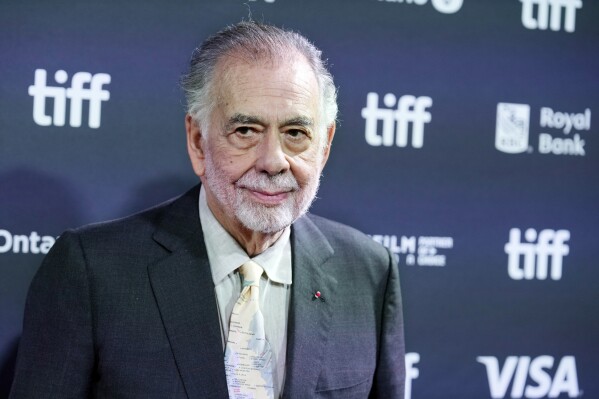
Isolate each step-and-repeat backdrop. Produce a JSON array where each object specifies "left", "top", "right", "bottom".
[{"left": 1, "top": 1, "right": 597, "bottom": 398}]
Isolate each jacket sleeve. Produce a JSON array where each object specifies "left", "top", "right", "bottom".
[
  {"left": 370, "top": 249, "right": 405, "bottom": 399},
  {"left": 10, "top": 231, "right": 95, "bottom": 398}
]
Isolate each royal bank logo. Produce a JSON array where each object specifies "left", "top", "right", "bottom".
[
  {"left": 405, "top": 352, "right": 420, "bottom": 399},
  {"left": 371, "top": 234, "right": 453, "bottom": 266},
  {"left": 378, "top": 0, "right": 463, "bottom": 14},
  {"left": 362, "top": 92, "right": 433, "bottom": 148},
  {"left": 477, "top": 356, "right": 580, "bottom": 398},
  {"left": 505, "top": 228, "right": 570, "bottom": 281},
  {"left": 538, "top": 107, "right": 590, "bottom": 155},
  {"left": 28, "top": 69, "right": 111, "bottom": 128},
  {"left": 520, "top": 0, "right": 583, "bottom": 33},
  {"left": 0, "top": 229, "right": 56, "bottom": 254},
  {"left": 495, "top": 102, "right": 590, "bottom": 156},
  {"left": 495, "top": 103, "right": 531, "bottom": 154}
]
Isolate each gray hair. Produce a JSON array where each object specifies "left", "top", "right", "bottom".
[{"left": 181, "top": 21, "right": 338, "bottom": 134}]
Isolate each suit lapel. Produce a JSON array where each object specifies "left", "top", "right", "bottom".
[
  {"left": 146, "top": 187, "right": 338, "bottom": 398},
  {"left": 147, "top": 186, "right": 229, "bottom": 399},
  {"left": 283, "top": 215, "right": 337, "bottom": 397}
]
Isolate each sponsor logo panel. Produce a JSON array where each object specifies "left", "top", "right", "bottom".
[
  {"left": 520, "top": 0, "right": 583, "bottom": 33},
  {"left": 378, "top": 0, "right": 464, "bottom": 14},
  {"left": 29, "top": 69, "right": 111, "bottom": 128},
  {"left": 538, "top": 107, "right": 590, "bottom": 156},
  {"left": 505, "top": 228, "right": 570, "bottom": 281},
  {"left": 0, "top": 229, "right": 56, "bottom": 254},
  {"left": 371, "top": 234, "right": 453, "bottom": 266},
  {"left": 405, "top": 352, "right": 420, "bottom": 399},
  {"left": 478, "top": 355, "right": 580, "bottom": 398},
  {"left": 495, "top": 103, "right": 591, "bottom": 156},
  {"left": 362, "top": 92, "right": 433, "bottom": 149},
  {"left": 496, "top": 103, "right": 531, "bottom": 154}
]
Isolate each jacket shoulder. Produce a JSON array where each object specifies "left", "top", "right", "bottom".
[
  {"left": 72, "top": 196, "right": 174, "bottom": 239},
  {"left": 69, "top": 185, "right": 200, "bottom": 247},
  {"left": 305, "top": 213, "right": 390, "bottom": 261}
]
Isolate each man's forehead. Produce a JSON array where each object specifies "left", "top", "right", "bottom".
[
  {"left": 216, "top": 48, "right": 310, "bottom": 73},
  {"left": 212, "top": 55, "right": 321, "bottom": 121},
  {"left": 214, "top": 52, "right": 319, "bottom": 94}
]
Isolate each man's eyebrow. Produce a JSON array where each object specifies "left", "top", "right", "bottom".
[
  {"left": 226, "top": 114, "right": 315, "bottom": 129},
  {"left": 226, "top": 113, "right": 264, "bottom": 129},
  {"left": 282, "top": 116, "right": 314, "bottom": 128}
]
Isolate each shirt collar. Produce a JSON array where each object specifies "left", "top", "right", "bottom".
[{"left": 198, "top": 186, "right": 292, "bottom": 286}]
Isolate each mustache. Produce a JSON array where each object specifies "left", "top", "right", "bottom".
[{"left": 235, "top": 170, "right": 299, "bottom": 192}]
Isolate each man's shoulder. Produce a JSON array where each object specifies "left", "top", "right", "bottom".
[
  {"left": 72, "top": 197, "right": 173, "bottom": 238},
  {"left": 302, "top": 213, "right": 390, "bottom": 260},
  {"left": 304, "top": 212, "right": 368, "bottom": 239},
  {"left": 67, "top": 185, "right": 200, "bottom": 247}
]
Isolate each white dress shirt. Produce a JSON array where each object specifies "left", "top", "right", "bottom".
[{"left": 198, "top": 186, "right": 292, "bottom": 398}]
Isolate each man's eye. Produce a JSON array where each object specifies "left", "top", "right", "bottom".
[
  {"left": 287, "top": 129, "right": 307, "bottom": 139},
  {"left": 236, "top": 127, "right": 253, "bottom": 135}
]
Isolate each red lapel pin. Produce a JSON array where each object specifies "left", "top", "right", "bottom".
[{"left": 312, "top": 290, "right": 325, "bottom": 302}]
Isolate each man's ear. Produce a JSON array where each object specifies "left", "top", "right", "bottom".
[
  {"left": 320, "top": 122, "right": 336, "bottom": 168},
  {"left": 186, "top": 114, "right": 206, "bottom": 177}
]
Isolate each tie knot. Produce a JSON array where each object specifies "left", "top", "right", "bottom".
[{"left": 239, "top": 260, "right": 263, "bottom": 288}]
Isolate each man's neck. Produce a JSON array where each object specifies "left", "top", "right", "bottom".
[{"left": 205, "top": 192, "right": 285, "bottom": 257}]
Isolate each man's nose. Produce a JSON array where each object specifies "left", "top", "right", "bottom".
[{"left": 255, "top": 131, "right": 290, "bottom": 175}]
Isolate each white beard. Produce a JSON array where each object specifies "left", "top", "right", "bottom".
[{"left": 203, "top": 151, "right": 322, "bottom": 234}]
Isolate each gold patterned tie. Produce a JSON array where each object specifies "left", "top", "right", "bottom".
[{"left": 224, "top": 260, "right": 274, "bottom": 399}]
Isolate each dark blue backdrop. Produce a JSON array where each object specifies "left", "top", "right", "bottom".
[{"left": 1, "top": 1, "right": 598, "bottom": 398}]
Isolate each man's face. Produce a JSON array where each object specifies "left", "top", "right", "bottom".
[{"left": 187, "top": 54, "right": 335, "bottom": 234}]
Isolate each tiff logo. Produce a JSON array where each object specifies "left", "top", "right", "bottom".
[
  {"left": 505, "top": 228, "right": 570, "bottom": 281},
  {"left": 520, "top": 0, "right": 583, "bottom": 33},
  {"left": 28, "top": 69, "right": 111, "bottom": 128},
  {"left": 405, "top": 352, "right": 420, "bottom": 399},
  {"left": 477, "top": 356, "right": 580, "bottom": 398},
  {"left": 362, "top": 92, "right": 432, "bottom": 148}
]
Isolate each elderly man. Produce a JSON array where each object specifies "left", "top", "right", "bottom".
[{"left": 10, "top": 22, "right": 405, "bottom": 398}]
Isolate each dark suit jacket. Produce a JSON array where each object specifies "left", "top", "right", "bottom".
[{"left": 10, "top": 185, "right": 405, "bottom": 398}]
